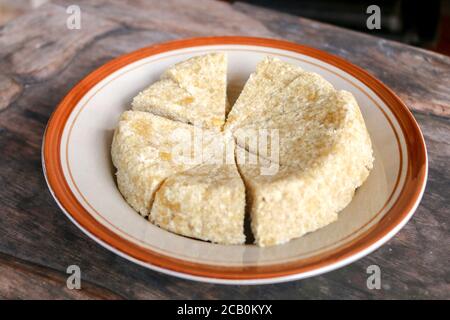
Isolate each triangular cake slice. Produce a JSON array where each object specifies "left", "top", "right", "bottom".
[
  {"left": 236, "top": 115, "right": 372, "bottom": 247},
  {"left": 111, "top": 110, "right": 223, "bottom": 217},
  {"left": 132, "top": 53, "right": 227, "bottom": 130},
  {"left": 230, "top": 69, "right": 340, "bottom": 163},
  {"left": 225, "top": 57, "right": 303, "bottom": 132},
  {"left": 150, "top": 161, "right": 246, "bottom": 245},
  {"left": 236, "top": 146, "right": 340, "bottom": 247},
  {"left": 229, "top": 58, "right": 374, "bottom": 246}
]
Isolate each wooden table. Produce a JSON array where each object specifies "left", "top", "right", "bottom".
[{"left": 0, "top": 0, "right": 449, "bottom": 299}]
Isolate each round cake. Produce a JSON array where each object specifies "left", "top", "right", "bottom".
[{"left": 111, "top": 53, "right": 374, "bottom": 246}]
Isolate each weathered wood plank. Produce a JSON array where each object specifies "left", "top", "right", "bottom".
[
  {"left": 0, "top": 0, "right": 448, "bottom": 299},
  {"left": 0, "top": 74, "right": 21, "bottom": 110},
  {"left": 53, "top": 0, "right": 274, "bottom": 38},
  {"left": 0, "top": 41, "right": 448, "bottom": 298},
  {"left": 233, "top": 2, "right": 450, "bottom": 118},
  {"left": 0, "top": 3, "right": 119, "bottom": 82}
]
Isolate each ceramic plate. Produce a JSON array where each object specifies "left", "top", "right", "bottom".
[{"left": 42, "top": 37, "right": 427, "bottom": 284}]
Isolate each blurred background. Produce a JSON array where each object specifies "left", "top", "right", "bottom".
[{"left": 1, "top": 0, "right": 449, "bottom": 56}]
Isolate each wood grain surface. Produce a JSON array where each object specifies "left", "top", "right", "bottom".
[{"left": 0, "top": 0, "right": 449, "bottom": 299}]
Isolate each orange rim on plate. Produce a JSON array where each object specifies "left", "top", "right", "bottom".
[{"left": 42, "top": 37, "right": 427, "bottom": 281}]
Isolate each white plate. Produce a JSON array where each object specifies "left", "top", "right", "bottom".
[{"left": 42, "top": 37, "right": 427, "bottom": 284}]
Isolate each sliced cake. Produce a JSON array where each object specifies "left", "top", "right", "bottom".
[
  {"left": 230, "top": 58, "right": 373, "bottom": 246},
  {"left": 150, "top": 161, "right": 246, "bottom": 245},
  {"left": 132, "top": 53, "right": 227, "bottom": 130}
]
